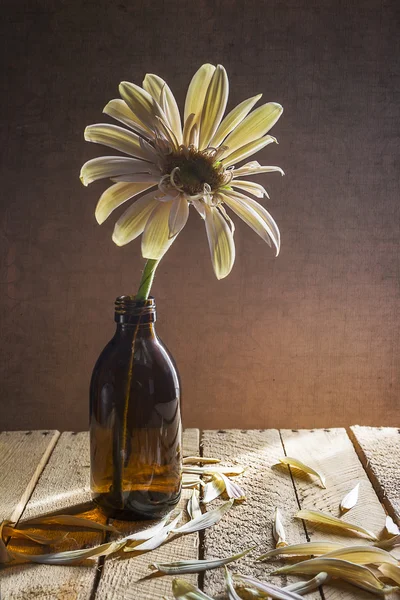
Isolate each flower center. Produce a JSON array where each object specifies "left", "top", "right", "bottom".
[{"left": 161, "top": 148, "right": 227, "bottom": 196}]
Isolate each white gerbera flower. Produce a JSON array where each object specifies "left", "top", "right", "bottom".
[{"left": 80, "top": 64, "right": 283, "bottom": 279}]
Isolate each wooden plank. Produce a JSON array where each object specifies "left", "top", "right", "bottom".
[
  {"left": 350, "top": 425, "right": 400, "bottom": 525},
  {"left": 201, "top": 429, "right": 320, "bottom": 599},
  {"left": 280, "top": 428, "right": 388, "bottom": 600},
  {"left": 94, "top": 428, "right": 200, "bottom": 600},
  {"left": 1, "top": 432, "right": 106, "bottom": 600},
  {"left": 0, "top": 430, "right": 60, "bottom": 522}
]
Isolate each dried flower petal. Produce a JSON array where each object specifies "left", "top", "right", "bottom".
[
  {"left": 340, "top": 483, "right": 360, "bottom": 513},
  {"left": 182, "top": 465, "right": 245, "bottom": 476},
  {"left": 10, "top": 540, "right": 124, "bottom": 565},
  {"left": 273, "top": 557, "right": 398, "bottom": 595},
  {"left": 202, "top": 474, "right": 226, "bottom": 504},
  {"left": 19, "top": 515, "right": 118, "bottom": 533},
  {"left": 276, "top": 457, "right": 326, "bottom": 488},
  {"left": 225, "top": 566, "right": 245, "bottom": 600},
  {"left": 187, "top": 489, "right": 202, "bottom": 521},
  {"left": 379, "top": 563, "right": 400, "bottom": 585},
  {"left": 172, "top": 578, "right": 216, "bottom": 599},
  {"left": 384, "top": 516, "right": 399, "bottom": 537},
  {"left": 233, "top": 573, "right": 305, "bottom": 600},
  {"left": 324, "top": 545, "right": 398, "bottom": 565},
  {"left": 150, "top": 547, "right": 253, "bottom": 574},
  {"left": 172, "top": 500, "right": 234, "bottom": 534},
  {"left": 296, "top": 509, "right": 378, "bottom": 540},
  {"left": 258, "top": 541, "right": 344, "bottom": 561},
  {"left": 284, "top": 572, "right": 330, "bottom": 594},
  {"left": 123, "top": 512, "right": 182, "bottom": 553},
  {"left": 273, "top": 507, "right": 287, "bottom": 548}
]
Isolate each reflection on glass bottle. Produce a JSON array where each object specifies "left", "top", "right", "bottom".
[{"left": 90, "top": 296, "right": 182, "bottom": 520}]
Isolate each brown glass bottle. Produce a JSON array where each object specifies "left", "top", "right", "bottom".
[{"left": 89, "top": 296, "right": 182, "bottom": 520}]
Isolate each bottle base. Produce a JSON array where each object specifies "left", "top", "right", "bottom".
[{"left": 92, "top": 490, "right": 181, "bottom": 521}]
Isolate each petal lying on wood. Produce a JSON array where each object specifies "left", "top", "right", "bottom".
[
  {"left": 225, "top": 566, "right": 245, "bottom": 600},
  {"left": 187, "top": 489, "right": 202, "bottom": 521},
  {"left": 324, "top": 545, "right": 398, "bottom": 565},
  {"left": 273, "top": 557, "right": 398, "bottom": 595},
  {"left": 172, "top": 578, "right": 217, "bottom": 599},
  {"left": 284, "top": 572, "right": 330, "bottom": 594},
  {"left": 233, "top": 573, "right": 305, "bottom": 600},
  {"left": 121, "top": 512, "right": 171, "bottom": 542},
  {"left": 258, "top": 541, "right": 344, "bottom": 561},
  {"left": 220, "top": 473, "right": 246, "bottom": 502},
  {"left": 379, "top": 563, "right": 400, "bottom": 585},
  {"left": 182, "top": 456, "right": 221, "bottom": 465},
  {"left": 18, "top": 515, "right": 119, "bottom": 533},
  {"left": 384, "top": 516, "right": 399, "bottom": 536},
  {"left": 172, "top": 500, "right": 234, "bottom": 534},
  {"left": 340, "top": 483, "right": 360, "bottom": 513},
  {"left": 273, "top": 507, "right": 287, "bottom": 548},
  {"left": 374, "top": 534, "right": 400, "bottom": 549},
  {"left": 202, "top": 475, "right": 226, "bottom": 504},
  {"left": 182, "top": 476, "right": 205, "bottom": 489},
  {"left": 182, "top": 465, "right": 245, "bottom": 476},
  {"left": 10, "top": 540, "right": 124, "bottom": 565},
  {"left": 150, "top": 547, "right": 253, "bottom": 574},
  {"left": 0, "top": 521, "right": 12, "bottom": 564},
  {"left": 276, "top": 457, "right": 326, "bottom": 488},
  {"left": 3, "top": 525, "right": 68, "bottom": 545},
  {"left": 123, "top": 512, "right": 182, "bottom": 553},
  {"left": 296, "top": 509, "right": 378, "bottom": 540}
]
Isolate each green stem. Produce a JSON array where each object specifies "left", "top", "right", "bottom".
[
  {"left": 111, "top": 258, "right": 160, "bottom": 511},
  {"left": 135, "top": 259, "right": 160, "bottom": 301}
]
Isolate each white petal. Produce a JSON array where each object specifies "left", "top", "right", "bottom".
[
  {"left": 141, "top": 200, "right": 179, "bottom": 259},
  {"left": 199, "top": 64, "right": 229, "bottom": 150},
  {"left": 222, "top": 135, "right": 277, "bottom": 168},
  {"left": 209, "top": 94, "right": 262, "bottom": 148},
  {"left": 221, "top": 102, "right": 283, "bottom": 158},
  {"left": 119, "top": 81, "right": 167, "bottom": 134},
  {"left": 184, "top": 64, "right": 215, "bottom": 126},
  {"left": 112, "top": 191, "right": 159, "bottom": 246},
  {"left": 183, "top": 113, "right": 196, "bottom": 147},
  {"left": 95, "top": 182, "right": 156, "bottom": 224},
  {"left": 233, "top": 162, "right": 285, "bottom": 178},
  {"left": 168, "top": 194, "right": 190, "bottom": 237},
  {"left": 103, "top": 99, "right": 152, "bottom": 138},
  {"left": 143, "top": 74, "right": 182, "bottom": 143},
  {"left": 222, "top": 190, "right": 280, "bottom": 255},
  {"left": 84, "top": 124, "right": 155, "bottom": 161},
  {"left": 80, "top": 156, "right": 153, "bottom": 186},
  {"left": 231, "top": 180, "right": 269, "bottom": 198},
  {"left": 111, "top": 173, "right": 159, "bottom": 183},
  {"left": 204, "top": 205, "right": 235, "bottom": 280}
]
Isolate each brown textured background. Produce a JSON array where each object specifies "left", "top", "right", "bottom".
[{"left": 1, "top": 0, "right": 399, "bottom": 431}]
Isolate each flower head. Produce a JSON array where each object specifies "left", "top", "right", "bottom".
[{"left": 81, "top": 64, "right": 283, "bottom": 279}]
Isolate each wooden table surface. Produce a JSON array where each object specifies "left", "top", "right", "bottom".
[{"left": 0, "top": 427, "right": 399, "bottom": 600}]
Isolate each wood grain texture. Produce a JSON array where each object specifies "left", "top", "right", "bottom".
[
  {"left": 280, "top": 428, "right": 388, "bottom": 600},
  {"left": 0, "top": 430, "right": 59, "bottom": 522},
  {"left": 94, "top": 428, "right": 200, "bottom": 600},
  {"left": 0, "top": 0, "right": 399, "bottom": 432},
  {"left": 1, "top": 432, "right": 105, "bottom": 600},
  {"left": 349, "top": 426, "right": 400, "bottom": 525},
  {"left": 200, "top": 429, "right": 320, "bottom": 599}
]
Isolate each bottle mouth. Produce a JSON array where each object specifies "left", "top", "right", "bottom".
[{"left": 114, "top": 296, "right": 156, "bottom": 324}]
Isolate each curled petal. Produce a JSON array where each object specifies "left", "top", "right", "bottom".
[
  {"left": 199, "top": 64, "right": 229, "bottom": 150},
  {"left": 95, "top": 182, "right": 156, "bottom": 224},
  {"left": 141, "top": 200, "right": 179, "bottom": 259},
  {"left": 184, "top": 63, "right": 215, "bottom": 126},
  {"left": 80, "top": 156, "right": 154, "bottom": 186},
  {"left": 84, "top": 124, "right": 155, "bottom": 161},
  {"left": 221, "top": 102, "right": 283, "bottom": 159},
  {"left": 204, "top": 204, "right": 235, "bottom": 280},
  {"left": 168, "top": 194, "right": 190, "bottom": 237},
  {"left": 209, "top": 94, "right": 262, "bottom": 148},
  {"left": 112, "top": 191, "right": 159, "bottom": 246},
  {"left": 233, "top": 161, "right": 285, "bottom": 178},
  {"left": 221, "top": 191, "right": 281, "bottom": 255}
]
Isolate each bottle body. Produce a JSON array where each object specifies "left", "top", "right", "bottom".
[{"left": 89, "top": 297, "right": 182, "bottom": 520}]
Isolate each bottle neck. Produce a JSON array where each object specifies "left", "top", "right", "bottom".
[
  {"left": 114, "top": 296, "right": 157, "bottom": 340},
  {"left": 116, "top": 322, "right": 156, "bottom": 339}
]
